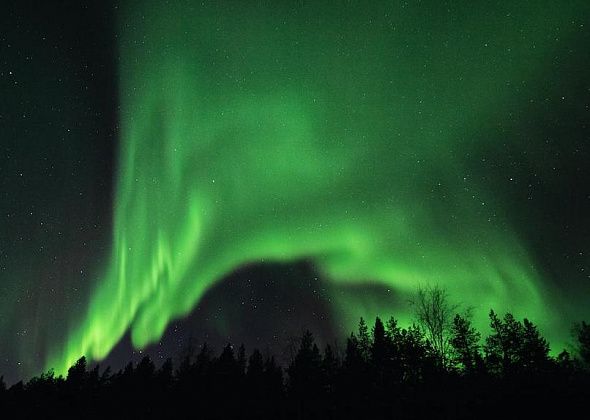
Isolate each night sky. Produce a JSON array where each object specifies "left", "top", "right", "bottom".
[{"left": 1, "top": 0, "right": 589, "bottom": 384}]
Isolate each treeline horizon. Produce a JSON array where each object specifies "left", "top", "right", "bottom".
[{"left": 1, "top": 286, "right": 589, "bottom": 418}]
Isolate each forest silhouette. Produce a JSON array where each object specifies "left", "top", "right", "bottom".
[{"left": 1, "top": 289, "right": 589, "bottom": 419}]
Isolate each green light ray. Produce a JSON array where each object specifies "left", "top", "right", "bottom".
[{"left": 46, "top": 0, "right": 585, "bottom": 374}]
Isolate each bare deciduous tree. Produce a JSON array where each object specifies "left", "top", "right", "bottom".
[{"left": 410, "top": 284, "right": 458, "bottom": 368}]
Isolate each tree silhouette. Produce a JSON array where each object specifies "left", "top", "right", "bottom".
[
  {"left": 485, "top": 311, "right": 522, "bottom": 376},
  {"left": 321, "top": 344, "right": 339, "bottom": 393},
  {"left": 371, "top": 317, "right": 388, "bottom": 367},
  {"left": 65, "top": 354, "right": 89, "bottom": 408},
  {"left": 217, "top": 343, "right": 238, "bottom": 377},
  {"left": 484, "top": 311, "right": 550, "bottom": 376},
  {"left": 520, "top": 318, "right": 550, "bottom": 372},
  {"left": 263, "top": 355, "right": 284, "bottom": 417},
  {"left": 385, "top": 316, "right": 404, "bottom": 383},
  {"left": 411, "top": 284, "right": 457, "bottom": 368},
  {"left": 0, "top": 313, "right": 589, "bottom": 418},
  {"left": 237, "top": 344, "right": 247, "bottom": 376},
  {"left": 556, "top": 349, "right": 575, "bottom": 373},
  {"left": 136, "top": 355, "right": 155, "bottom": 382},
  {"left": 287, "top": 330, "right": 325, "bottom": 417},
  {"left": 450, "top": 313, "right": 482, "bottom": 374},
  {"left": 398, "top": 324, "right": 433, "bottom": 383},
  {"left": 344, "top": 332, "right": 363, "bottom": 370},
  {"left": 245, "top": 348, "right": 269, "bottom": 416},
  {"left": 575, "top": 321, "right": 590, "bottom": 367},
  {"left": 263, "top": 354, "right": 283, "bottom": 394},
  {"left": 67, "top": 356, "right": 87, "bottom": 386},
  {"left": 288, "top": 330, "right": 322, "bottom": 394},
  {"left": 357, "top": 317, "right": 371, "bottom": 362},
  {"left": 195, "top": 342, "right": 213, "bottom": 374},
  {"left": 247, "top": 349, "right": 265, "bottom": 381},
  {"left": 157, "top": 358, "right": 173, "bottom": 390}
]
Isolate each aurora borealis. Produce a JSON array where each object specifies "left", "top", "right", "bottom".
[{"left": 1, "top": 1, "right": 589, "bottom": 382}]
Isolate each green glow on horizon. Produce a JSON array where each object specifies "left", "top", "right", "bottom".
[{"left": 46, "top": 0, "right": 584, "bottom": 374}]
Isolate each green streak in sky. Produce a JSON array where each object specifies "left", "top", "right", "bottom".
[{"left": 46, "top": 0, "right": 585, "bottom": 374}]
